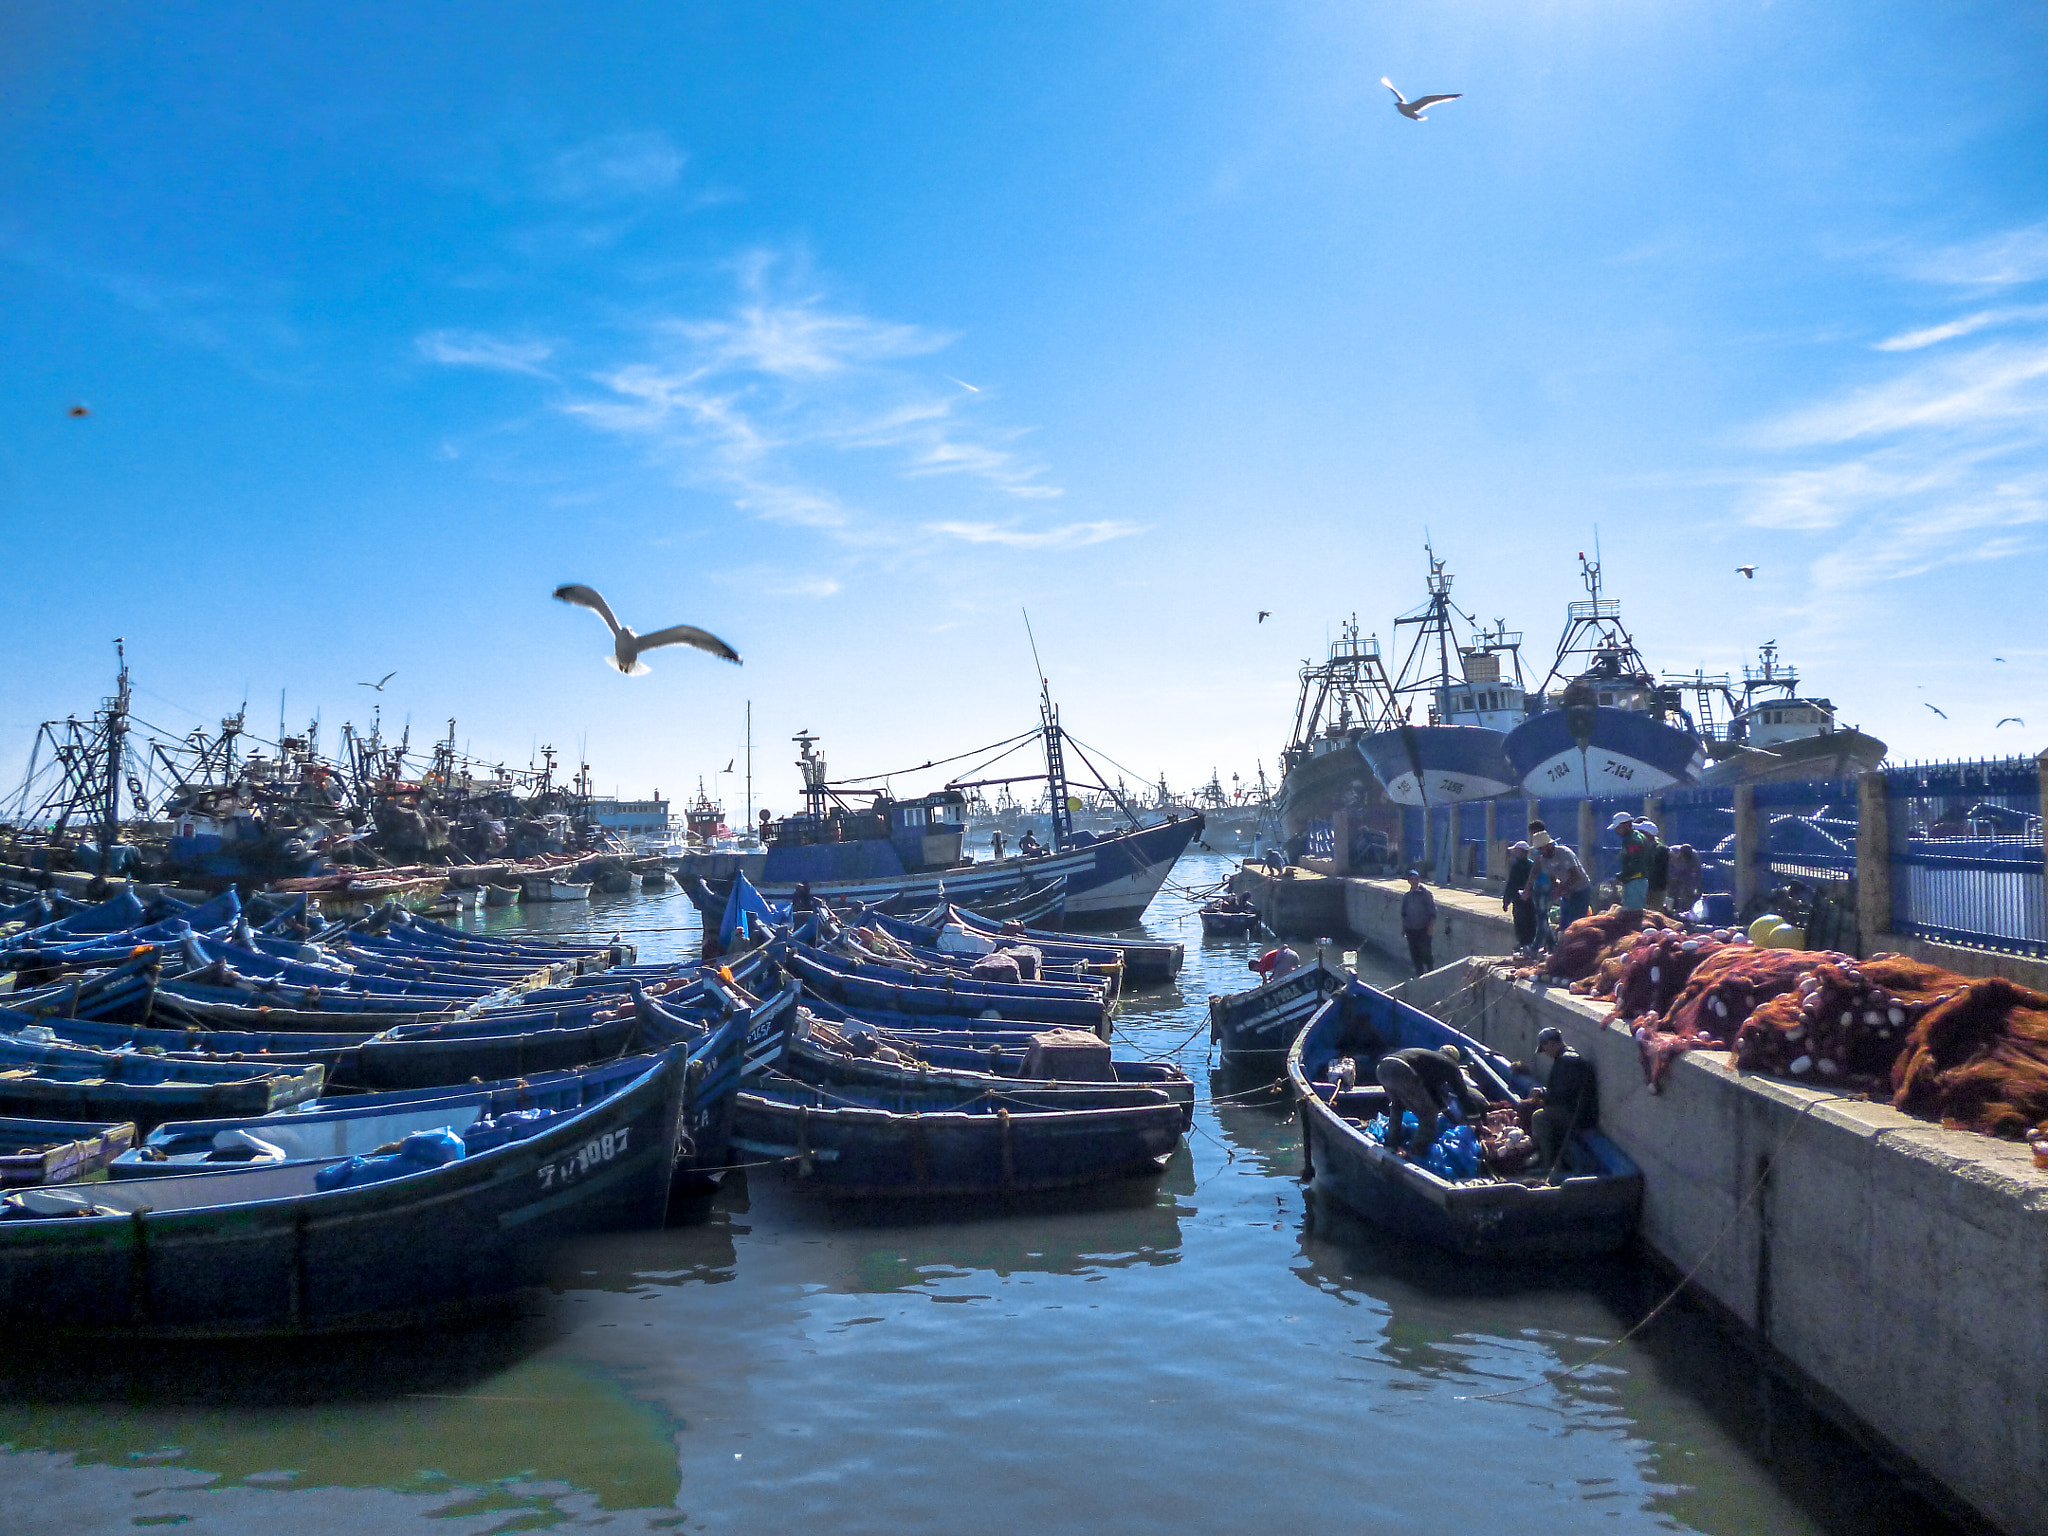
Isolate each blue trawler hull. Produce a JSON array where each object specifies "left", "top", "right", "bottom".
[
  {"left": 691, "top": 816, "right": 1202, "bottom": 929},
  {"left": 1358, "top": 724, "right": 1517, "bottom": 807},
  {"left": 1502, "top": 705, "right": 1704, "bottom": 798}
]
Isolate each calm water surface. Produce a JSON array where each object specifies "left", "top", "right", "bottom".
[{"left": 0, "top": 854, "right": 1966, "bottom": 1534}]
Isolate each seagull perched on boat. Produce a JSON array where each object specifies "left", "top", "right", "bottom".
[
  {"left": 1735, "top": 565, "right": 1757, "bottom": 579},
  {"left": 552, "top": 584, "right": 742, "bottom": 675},
  {"left": 357, "top": 671, "right": 397, "bottom": 691},
  {"left": 1924, "top": 703, "right": 1948, "bottom": 719},
  {"left": 1381, "top": 77, "right": 1462, "bottom": 121},
  {"left": 1997, "top": 717, "right": 2025, "bottom": 728}
]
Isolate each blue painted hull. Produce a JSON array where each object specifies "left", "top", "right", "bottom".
[
  {"left": 1208, "top": 960, "right": 1348, "bottom": 1068},
  {"left": 1358, "top": 725, "right": 1517, "bottom": 807},
  {"left": 691, "top": 816, "right": 1202, "bottom": 929},
  {"left": 732, "top": 1079, "right": 1183, "bottom": 1196},
  {"left": 1288, "top": 980, "right": 1640, "bottom": 1258},
  {"left": 0, "top": 1049, "right": 689, "bottom": 1334},
  {"left": 1501, "top": 705, "right": 1703, "bottom": 798}
]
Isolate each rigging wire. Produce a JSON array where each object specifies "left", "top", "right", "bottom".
[{"left": 824, "top": 729, "right": 1040, "bottom": 788}]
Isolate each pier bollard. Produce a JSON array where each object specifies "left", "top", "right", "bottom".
[
  {"left": 1734, "top": 784, "right": 1758, "bottom": 915},
  {"left": 1855, "top": 771, "right": 1891, "bottom": 958}
]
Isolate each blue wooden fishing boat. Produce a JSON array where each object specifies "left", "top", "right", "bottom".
[
  {"left": 775, "top": 940, "right": 1110, "bottom": 1033},
  {"left": 110, "top": 1055, "right": 668, "bottom": 1176},
  {"left": 779, "top": 1010, "right": 1195, "bottom": 1127},
  {"left": 854, "top": 903, "right": 1181, "bottom": 987},
  {"left": 0, "top": 1033, "right": 323, "bottom": 1132},
  {"left": 0, "top": 1047, "right": 689, "bottom": 1335},
  {"left": 1288, "top": 980, "right": 1641, "bottom": 1257},
  {"left": 731, "top": 1075, "right": 1184, "bottom": 1197},
  {"left": 1207, "top": 958, "right": 1348, "bottom": 1070},
  {"left": 0, "top": 1116, "right": 137, "bottom": 1187},
  {"left": 1197, "top": 898, "right": 1259, "bottom": 937}
]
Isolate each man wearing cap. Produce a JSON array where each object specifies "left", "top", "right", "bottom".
[
  {"left": 1530, "top": 830, "right": 1591, "bottom": 932},
  {"left": 1399, "top": 869, "right": 1437, "bottom": 975},
  {"left": 1612, "top": 812, "right": 1655, "bottom": 911},
  {"left": 1501, "top": 840, "right": 1537, "bottom": 953},
  {"left": 1532, "top": 1026, "right": 1599, "bottom": 1175},
  {"left": 1375, "top": 1043, "right": 1490, "bottom": 1157}
]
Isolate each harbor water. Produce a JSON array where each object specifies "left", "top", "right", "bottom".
[{"left": 0, "top": 854, "right": 1970, "bottom": 1535}]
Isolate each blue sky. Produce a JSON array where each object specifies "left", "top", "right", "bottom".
[{"left": 4, "top": 1, "right": 2044, "bottom": 817}]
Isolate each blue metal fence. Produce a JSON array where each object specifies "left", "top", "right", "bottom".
[
  {"left": 1887, "top": 759, "right": 2045, "bottom": 958},
  {"left": 1370, "top": 755, "right": 2045, "bottom": 958}
]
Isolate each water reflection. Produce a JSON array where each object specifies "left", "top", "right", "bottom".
[
  {"left": 0, "top": 1321, "right": 688, "bottom": 1526},
  {"left": 1293, "top": 1189, "right": 1971, "bottom": 1536}
]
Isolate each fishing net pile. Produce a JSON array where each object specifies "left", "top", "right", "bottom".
[
  {"left": 1608, "top": 941, "right": 2048, "bottom": 1139},
  {"left": 1532, "top": 908, "right": 1682, "bottom": 986}
]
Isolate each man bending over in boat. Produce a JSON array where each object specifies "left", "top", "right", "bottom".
[{"left": 1375, "top": 1044, "right": 1490, "bottom": 1158}]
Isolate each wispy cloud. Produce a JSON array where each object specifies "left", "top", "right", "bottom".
[
  {"left": 1875, "top": 304, "right": 2048, "bottom": 352},
  {"left": 1737, "top": 233, "right": 2048, "bottom": 633},
  {"left": 1908, "top": 223, "right": 2048, "bottom": 288},
  {"left": 417, "top": 330, "right": 556, "bottom": 377},
  {"left": 539, "top": 131, "right": 686, "bottom": 203},
  {"left": 925, "top": 519, "right": 1143, "bottom": 549},
  {"left": 558, "top": 252, "right": 1062, "bottom": 534}
]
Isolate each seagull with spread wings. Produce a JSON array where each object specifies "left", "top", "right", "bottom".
[
  {"left": 1382, "top": 77, "right": 1462, "bottom": 121},
  {"left": 553, "top": 585, "right": 742, "bottom": 675},
  {"left": 358, "top": 671, "right": 397, "bottom": 691},
  {"left": 1997, "top": 717, "right": 2025, "bottom": 728},
  {"left": 1924, "top": 703, "right": 1948, "bottom": 720},
  {"left": 1735, "top": 565, "right": 1757, "bottom": 579}
]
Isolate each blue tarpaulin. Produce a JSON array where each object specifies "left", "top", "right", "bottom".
[{"left": 719, "top": 872, "right": 789, "bottom": 947}]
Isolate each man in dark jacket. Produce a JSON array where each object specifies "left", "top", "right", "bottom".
[
  {"left": 1532, "top": 1025, "right": 1598, "bottom": 1175},
  {"left": 1375, "top": 1043, "right": 1490, "bottom": 1155},
  {"left": 1399, "top": 870, "right": 1437, "bottom": 975},
  {"left": 1501, "top": 840, "right": 1536, "bottom": 952}
]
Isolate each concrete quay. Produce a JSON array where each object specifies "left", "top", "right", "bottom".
[
  {"left": 1227, "top": 865, "right": 1349, "bottom": 941},
  {"left": 1403, "top": 959, "right": 2048, "bottom": 1536}
]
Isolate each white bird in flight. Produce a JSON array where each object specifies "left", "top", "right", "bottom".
[
  {"left": 552, "top": 585, "right": 742, "bottom": 675},
  {"left": 1382, "top": 77, "right": 1462, "bottom": 121},
  {"left": 357, "top": 670, "right": 397, "bottom": 691},
  {"left": 1735, "top": 565, "right": 1757, "bottom": 579}
]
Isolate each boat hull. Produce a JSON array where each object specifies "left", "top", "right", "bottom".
[
  {"left": 1699, "top": 728, "right": 1887, "bottom": 787},
  {"left": 1358, "top": 724, "right": 1517, "bottom": 807},
  {"left": 1208, "top": 960, "right": 1347, "bottom": 1069},
  {"left": 1274, "top": 737, "right": 1376, "bottom": 839},
  {"left": 695, "top": 818, "right": 1200, "bottom": 929},
  {"left": 1288, "top": 982, "right": 1640, "bottom": 1258},
  {"left": 0, "top": 1050, "right": 687, "bottom": 1335},
  {"left": 1502, "top": 705, "right": 1704, "bottom": 797}
]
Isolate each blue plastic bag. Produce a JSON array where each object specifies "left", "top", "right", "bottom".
[{"left": 314, "top": 1128, "right": 466, "bottom": 1191}]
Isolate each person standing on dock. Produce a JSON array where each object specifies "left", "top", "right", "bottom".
[
  {"left": 1502, "top": 840, "right": 1537, "bottom": 953},
  {"left": 1611, "top": 812, "right": 1660, "bottom": 911},
  {"left": 1532, "top": 1026, "right": 1599, "bottom": 1176},
  {"left": 1400, "top": 869, "right": 1437, "bottom": 975},
  {"left": 1639, "top": 821, "right": 1669, "bottom": 911},
  {"left": 1531, "top": 831, "right": 1591, "bottom": 933}
]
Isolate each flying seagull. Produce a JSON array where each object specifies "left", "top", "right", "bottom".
[
  {"left": 1735, "top": 565, "right": 1757, "bottom": 579},
  {"left": 1994, "top": 656, "right": 2007, "bottom": 662},
  {"left": 1382, "top": 77, "right": 1462, "bottom": 121},
  {"left": 1997, "top": 717, "right": 2025, "bottom": 728},
  {"left": 1258, "top": 611, "right": 1271, "bottom": 623},
  {"left": 1924, "top": 703, "right": 1948, "bottom": 719},
  {"left": 553, "top": 584, "right": 742, "bottom": 674},
  {"left": 357, "top": 671, "right": 397, "bottom": 692},
  {"left": 944, "top": 375, "right": 981, "bottom": 394},
  {"left": 68, "top": 404, "right": 90, "bottom": 418},
  {"left": 723, "top": 758, "right": 735, "bottom": 773}
]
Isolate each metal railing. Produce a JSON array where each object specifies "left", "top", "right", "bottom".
[{"left": 1887, "top": 759, "right": 2044, "bottom": 958}]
